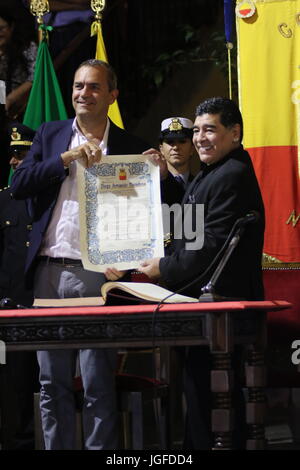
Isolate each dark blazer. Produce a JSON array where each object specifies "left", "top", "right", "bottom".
[
  {"left": 159, "top": 146, "right": 265, "bottom": 300},
  {"left": 0, "top": 187, "right": 33, "bottom": 306},
  {"left": 10, "top": 119, "right": 149, "bottom": 280}
]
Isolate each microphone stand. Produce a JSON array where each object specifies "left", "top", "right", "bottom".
[{"left": 198, "top": 224, "right": 246, "bottom": 302}]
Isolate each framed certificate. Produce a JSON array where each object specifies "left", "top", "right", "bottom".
[{"left": 77, "top": 155, "right": 164, "bottom": 272}]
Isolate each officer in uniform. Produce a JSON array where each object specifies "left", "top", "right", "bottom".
[
  {"left": 0, "top": 122, "right": 39, "bottom": 449},
  {"left": 0, "top": 122, "right": 35, "bottom": 306},
  {"left": 0, "top": 79, "right": 9, "bottom": 188},
  {"left": 159, "top": 117, "right": 196, "bottom": 190}
]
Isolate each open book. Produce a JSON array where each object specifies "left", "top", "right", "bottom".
[
  {"left": 33, "top": 282, "right": 198, "bottom": 307},
  {"left": 101, "top": 282, "right": 199, "bottom": 304}
]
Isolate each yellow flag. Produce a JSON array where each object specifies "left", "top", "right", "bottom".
[
  {"left": 91, "top": 21, "right": 124, "bottom": 128},
  {"left": 237, "top": 0, "right": 300, "bottom": 265}
]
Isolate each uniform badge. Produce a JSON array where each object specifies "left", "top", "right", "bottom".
[
  {"left": 11, "top": 127, "right": 21, "bottom": 142},
  {"left": 168, "top": 118, "right": 183, "bottom": 132}
]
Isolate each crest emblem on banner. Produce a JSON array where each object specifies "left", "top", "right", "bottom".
[{"left": 236, "top": 1, "right": 256, "bottom": 19}]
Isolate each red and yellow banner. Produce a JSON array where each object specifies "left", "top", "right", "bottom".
[{"left": 236, "top": 0, "right": 300, "bottom": 265}]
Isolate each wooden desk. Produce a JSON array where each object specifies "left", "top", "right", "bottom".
[{"left": 0, "top": 300, "right": 291, "bottom": 450}]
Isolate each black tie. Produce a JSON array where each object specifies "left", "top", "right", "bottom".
[{"left": 174, "top": 174, "right": 186, "bottom": 189}]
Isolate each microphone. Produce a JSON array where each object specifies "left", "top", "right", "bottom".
[
  {"left": 235, "top": 210, "right": 260, "bottom": 228},
  {"left": 160, "top": 210, "right": 262, "bottom": 304},
  {"left": 198, "top": 210, "right": 261, "bottom": 301}
]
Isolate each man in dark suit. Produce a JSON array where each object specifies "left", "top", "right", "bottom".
[
  {"left": 0, "top": 122, "right": 39, "bottom": 450},
  {"left": 138, "top": 97, "right": 265, "bottom": 448},
  {"left": 10, "top": 59, "right": 149, "bottom": 450}
]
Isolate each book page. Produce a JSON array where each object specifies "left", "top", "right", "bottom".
[
  {"left": 102, "top": 282, "right": 199, "bottom": 304},
  {"left": 77, "top": 155, "right": 164, "bottom": 272},
  {"left": 33, "top": 297, "right": 104, "bottom": 307}
]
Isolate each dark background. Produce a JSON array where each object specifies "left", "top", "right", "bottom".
[
  {"left": 1, "top": 0, "right": 229, "bottom": 150},
  {"left": 0, "top": 0, "right": 230, "bottom": 184}
]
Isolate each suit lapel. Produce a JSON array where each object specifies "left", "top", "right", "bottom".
[
  {"left": 182, "top": 170, "right": 204, "bottom": 204},
  {"left": 52, "top": 120, "right": 74, "bottom": 156}
]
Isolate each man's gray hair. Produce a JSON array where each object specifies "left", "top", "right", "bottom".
[{"left": 76, "top": 59, "right": 118, "bottom": 91}]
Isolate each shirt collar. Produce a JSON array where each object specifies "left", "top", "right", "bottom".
[
  {"left": 173, "top": 171, "right": 189, "bottom": 185},
  {"left": 180, "top": 171, "right": 190, "bottom": 185},
  {"left": 72, "top": 117, "right": 110, "bottom": 154}
]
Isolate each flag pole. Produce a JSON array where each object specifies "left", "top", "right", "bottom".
[
  {"left": 226, "top": 42, "right": 233, "bottom": 100},
  {"left": 7, "top": 0, "right": 52, "bottom": 185},
  {"left": 90, "top": 0, "right": 124, "bottom": 128},
  {"left": 91, "top": 0, "right": 106, "bottom": 22},
  {"left": 23, "top": 1, "right": 67, "bottom": 130},
  {"left": 223, "top": 0, "right": 234, "bottom": 99},
  {"left": 30, "top": 0, "right": 50, "bottom": 43}
]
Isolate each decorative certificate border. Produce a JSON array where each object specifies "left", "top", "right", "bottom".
[{"left": 77, "top": 155, "right": 164, "bottom": 272}]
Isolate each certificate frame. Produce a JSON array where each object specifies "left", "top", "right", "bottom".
[{"left": 77, "top": 155, "right": 164, "bottom": 272}]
